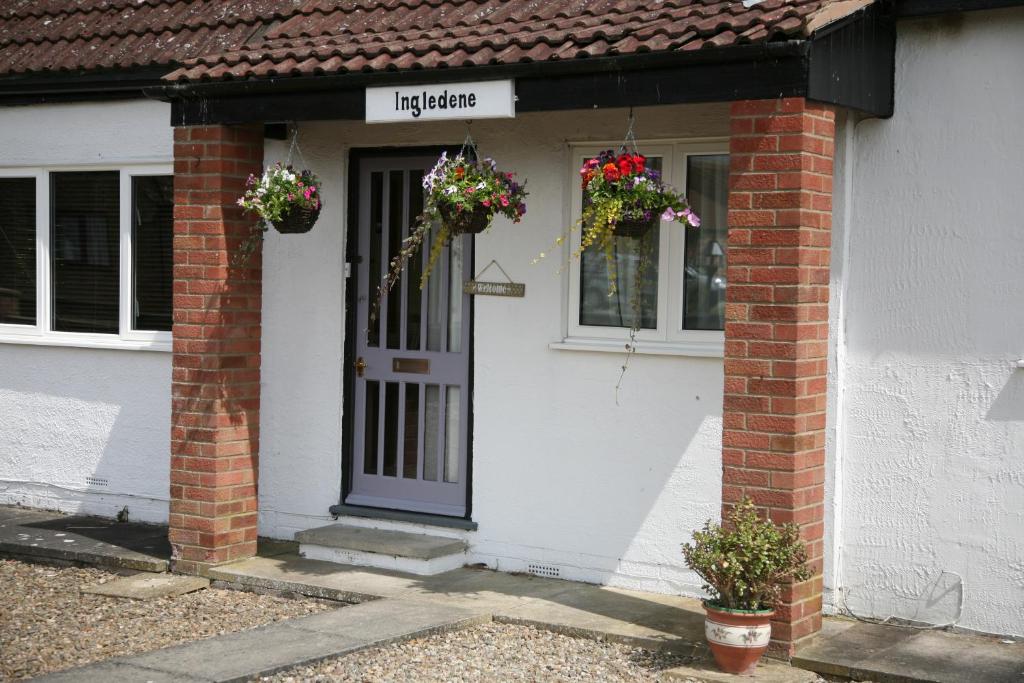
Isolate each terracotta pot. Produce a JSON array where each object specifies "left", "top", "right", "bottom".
[{"left": 703, "top": 602, "right": 774, "bottom": 675}]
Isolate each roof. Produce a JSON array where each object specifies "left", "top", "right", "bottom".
[{"left": 0, "top": 0, "right": 871, "bottom": 85}]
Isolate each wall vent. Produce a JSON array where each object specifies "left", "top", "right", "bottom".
[
  {"left": 527, "top": 563, "right": 560, "bottom": 579},
  {"left": 85, "top": 476, "right": 109, "bottom": 487}
]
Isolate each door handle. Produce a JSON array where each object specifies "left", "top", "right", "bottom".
[{"left": 354, "top": 357, "right": 366, "bottom": 377}]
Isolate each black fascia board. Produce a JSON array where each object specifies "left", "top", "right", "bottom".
[
  {"left": 897, "top": 0, "right": 1024, "bottom": 16},
  {"left": 166, "top": 41, "right": 817, "bottom": 127},
  {"left": 808, "top": 0, "right": 896, "bottom": 118},
  {"left": 0, "top": 65, "right": 172, "bottom": 105}
]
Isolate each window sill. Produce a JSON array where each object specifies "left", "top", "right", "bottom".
[
  {"left": 549, "top": 337, "right": 724, "bottom": 358},
  {"left": 0, "top": 333, "right": 171, "bottom": 353}
]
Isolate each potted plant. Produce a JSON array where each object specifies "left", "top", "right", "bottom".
[
  {"left": 682, "top": 498, "right": 811, "bottom": 675},
  {"left": 374, "top": 152, "right": 526, "bottom": 314},
  {"left": 238, "top": 162, "right": 323, "bottom": 234}
]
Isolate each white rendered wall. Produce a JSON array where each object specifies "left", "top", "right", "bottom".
[
  {"left": 0, "top": 100, "right": 173, "bottom": 523},
  {"left": 259, "top": 104, "right": 728, "bottom": 596},
  {"left": 834, "top": 8, "right": 1024, "bottom": 637}
]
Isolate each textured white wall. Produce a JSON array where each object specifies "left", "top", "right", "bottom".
[
  {"left": 0, "top": 100, "right": 173, "bottom": 523},
  {"left": 835, "top": 8, "right": 1024, "bottom": 637},
  {"left": 259, "top": 104, "right": 728, "bottom": 595}
]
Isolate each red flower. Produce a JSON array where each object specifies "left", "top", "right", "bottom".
[
  {"left": 617, "top": 158, "right": 633, "bottom": 176},
  {"left": 602, "top": 162, "right": 620, "bottom": 182},
  {"left": 454, "top": 167, "right": 465, "bottom": 179},
  {"left": 632, "top": 155, "right": 646, "bottom": 172},
  {"left": 581, "top": 170, "right": 595, "bottom": 189}
]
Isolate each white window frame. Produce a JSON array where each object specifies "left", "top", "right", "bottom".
[
  {"left": 553, "top": 138, "right": 728, "bottom": 358},
  {"left": 0, "top": 164, "right": 173, "bottom": 352}
]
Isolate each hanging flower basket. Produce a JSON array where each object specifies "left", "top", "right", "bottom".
[
  {"left": 237, "top": 163, "right": 323, "bottom": 235},
  {"left": 439, "top": 203, "right": 492, "bottom": 236},
  {"left": 611, "top": 217, "right": 656, "bottom": 238},
  {"left": 272, "top": 205, "right": 321, "bottom": 234},
  {"left": 371, "top": 150, "right": 528, "bottom": 321}
]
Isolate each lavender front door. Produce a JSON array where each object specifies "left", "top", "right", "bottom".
[{"left": 348, "top": 155, "right": 472, "bottom": 517}]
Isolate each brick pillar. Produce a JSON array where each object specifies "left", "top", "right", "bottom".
[
  {"left": 169, "top": 125, "right": 264, "bottom": 574},
  {"left": 722, "top": 98, "right": 835, "bottom": 656}
]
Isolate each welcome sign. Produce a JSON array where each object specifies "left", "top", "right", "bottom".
[{"left": 365, "top": 80, "right": 515, "bottom": 123}]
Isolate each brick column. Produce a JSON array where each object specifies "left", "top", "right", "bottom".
[
  {"left": 722, "top": 99, "right": 834, "bottom": 656},
  {"left": 169, "top": 125, "right": 264, "bottom": 574}
]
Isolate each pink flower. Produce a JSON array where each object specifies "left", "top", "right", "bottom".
[
  {"left": 303, "top": 189, "right": 312, "bottom": 200},
  {"left": 287, "top": 193, "right": 295, "bottom": 201},
  {"left": 482, "top": 199, "right": 491, "bottom": 207},
  {"left": 499, "top": 195, "right": 509, "bottom": 207},
  {"left": 309, "top": 186, "right": 316, "bottom": 193}
]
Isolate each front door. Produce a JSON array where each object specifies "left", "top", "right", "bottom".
[{"left": 348, "top": 155, "right": 472, "bottom": 517}]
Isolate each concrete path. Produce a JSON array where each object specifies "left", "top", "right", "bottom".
[
  {"left": 0, "top": 505, "right": 169, "bottom": 572},
  {"left": 208, "top": 552, "right": 709, "bottom": 652},
  {"left": 34, "top": 599, "right": 489, "bottom": 683},
  {"left": 795, "top": 618, "right": 1024, "bottom": 683}
]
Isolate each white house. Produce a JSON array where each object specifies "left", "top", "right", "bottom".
[{"left": 0, "top": 0, "right": 1021, "bottom": 655}]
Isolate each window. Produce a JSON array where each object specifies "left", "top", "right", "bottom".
[
  {"left": 0, "top": 166, "right": 173, "bottom": 350},
  {"left": 563, "top": 141, "right": 729, "bottom": 356},
  {"left": 0, "top": 177, "right": 37, "bottom": 326}
]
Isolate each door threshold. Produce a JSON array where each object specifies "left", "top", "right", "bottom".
[{"left": 328, "top": 503, "right": 478, "bottom": 531}]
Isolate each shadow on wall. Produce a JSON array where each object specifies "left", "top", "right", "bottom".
[{"left": 986, "top": 369, "right": 1024, "bottom": 422}]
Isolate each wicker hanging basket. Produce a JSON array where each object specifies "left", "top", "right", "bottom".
[
  {"left": 611, "top": 217, "right": 655, "bottom": 238},
  {"left": 272, "top": 205, "right": 321, "bottom": 234},
  {"left": 439, "top": 203, "right": 493, "bottom": 236}
]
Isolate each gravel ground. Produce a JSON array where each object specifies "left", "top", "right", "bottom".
[
  {"left": 0, "top": 558, "right": 335, "bottom": 681},
  {"left": 257, "top": 622, "right": 697, "bottom": 683}
]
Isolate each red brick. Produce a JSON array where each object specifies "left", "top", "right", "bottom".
[{"left": 723, "top": 99, "right": 834, "bottom": 649}]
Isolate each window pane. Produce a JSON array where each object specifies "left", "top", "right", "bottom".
[
  {"left": 579, "top": 157, "right": 661, "bottom": 329},
  {"left": 683, "top": 154, "right": 729, "bottom": 331},
  {"left": 0, "top": 178, "right": 36, "bottom": 325},
  {"left": 132, "top": 176, "right": 173, "bottom": 331},
  {"left": 51, "top": 172, "right": 119, "bottom": 334}
]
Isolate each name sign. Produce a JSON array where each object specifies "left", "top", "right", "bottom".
[{"left": 366, "top": 80, "right": 515, "bottom": 123}]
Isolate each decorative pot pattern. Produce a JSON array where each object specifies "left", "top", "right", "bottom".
[{"left": 703, "top": 604, "right": 773, "bottom": 675}]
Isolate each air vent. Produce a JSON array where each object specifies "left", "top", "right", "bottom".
[
  {"left": 85, "top": 476, "right": 108, "bottom": 487},
  {"left": 527, "top": 563, "right": 560, "bottom": 578}
]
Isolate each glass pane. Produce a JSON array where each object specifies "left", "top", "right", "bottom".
[
  {"left": 0, "top": 178, "right": 37, "bottom": 325},
  {"left": 132, "top": 176, "right": 173, "bottom": 331},
  {"left": 403, "top": 383, "right": 420, "bottom": 479},
  {"left": 386, "top": 170, "right": 404, "bottom": 350},
  {"left": 683, "top": 154, "right": 729, "bottom": 331},
  {"left": 51, "top": 171, "right": 119, "bottom": 334},
  {"left": 423, "top": 384, "right": 439, "bottom": 481},
  {"left": 425, "top": 224, "right": 443, "bottom": 352},
  {"left": 447, "top": 237, "right": 463, "bottom": 352},
  {"left": 382, "top": 381, "right": 399, "bottom": 477},
  {"left": 579, "top": 156, "right": 661, "bottom": 330},
  {"left": 444, "top": 385, "right": 460, "bottom": 484},
  {"left": 367, "top": 172, "right": 383, "bottom": 347},
  {"left": 363, "top": 380, "right": 380, "bottom": 475},
  {"left": 406, "top": 170, "right": 425, "bottom": 350}
]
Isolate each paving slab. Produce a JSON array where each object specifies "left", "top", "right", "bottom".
[
  {"left": 0, "top": 505, "right": 170, "bottom": 572},
  {"left": 31, "top": 661, "right": 209, "bottom": 683},
  {"left": 296, "top": 523, "right": 467, "bottom": 559},
  {"left": 665, "top": 652, "right": 822, "bottom": 682},
  {"left": 36, "top": 598, "right": 490, "bottom": 683},
  {"left": 82, "top": 573, "right": 210, "bottom": 600},
  {"left": 794, "top": 618, "right": 1024, "bottom": 683}
]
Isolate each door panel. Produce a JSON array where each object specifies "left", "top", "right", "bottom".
[{"left": 349, "top": 156, "right": 471, "bottom": 517}]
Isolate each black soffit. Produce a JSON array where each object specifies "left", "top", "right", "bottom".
[{"left": 164, "top": 2, "right": 896, "bottom": 126}]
